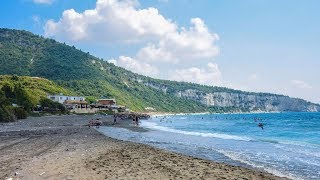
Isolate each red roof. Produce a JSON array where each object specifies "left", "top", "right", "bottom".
[{"left": 98, "top": 99, "right": 116, "bottom": 105}]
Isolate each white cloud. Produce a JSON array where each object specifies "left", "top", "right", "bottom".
[
  {"left": 291, "top": 80, "right": 312, "bottom": 89},
  {"left": 136, "top": 44, "right": 177, "bottom": 63},
  {"left": 116, "top": 56, "right": 159, "bottom": 76},
  {"left": 45, "top": 0, "right": 176, "bottom": 42},
  {"left": 44, "top": 0, "right": 219, "bottom": 62},
  {"left": 107, "top": 59, "right": 117, "bottom": 65},
  {"left": 33, "top": 0, "right": 54, "bottom": 4},
  {"left": 135, "top": 18, "right": 219, "bottom": 64},
  {"left": 170, "top": 63, "right": 222, "bottom": 86}
]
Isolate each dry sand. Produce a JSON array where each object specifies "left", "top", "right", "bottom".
[{"left": 0, "top": 115, "right": 286, "bottom": 180}]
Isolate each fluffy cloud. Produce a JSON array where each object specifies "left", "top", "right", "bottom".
[
  {"left": 170, "top": 63, "right": 222, "bottom": 86},
  {"left": 291, "top": 80, "right": 312, "bottom": 89},
  {"left": 116, "top": 56, "right": 159, "bottom": 76},
  {"left": 45, "top": 0, "right": 218, "bottom": 60},
  {"left": 136, "top": 18, "right": 219, "bottom": 64},
  {"left": 110, "top": 17, "right": 220, "bottom": 83},
  {"left": 33, "top": 0, "right": 54, "bottom": 4},
  {"left": 45, "top": 0, "right": 176, "bottom": 42},
  {"left": 45, "top": 0, "right": 221, "bottom": 86}
]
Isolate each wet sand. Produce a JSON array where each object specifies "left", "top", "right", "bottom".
[{"left": 0, "top": 115, "right": 286, "bottom": 180}]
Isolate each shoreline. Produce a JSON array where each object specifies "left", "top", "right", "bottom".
[
  {"left": 101, "top": 117, "right": 294, "bottom": 179},
  {"left": 144, "top": 110, "right": 282, "bottom": 117},
  {"left": 1, "top": 115, "right": 286, "bottom": 179}
]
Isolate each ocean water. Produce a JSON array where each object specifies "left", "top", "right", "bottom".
[{"left": 97, "top": 112, "right": 320, "bottom": 180}]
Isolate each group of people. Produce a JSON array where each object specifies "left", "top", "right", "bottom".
[
  {"left": 88, "top": 113, "right": 149, "bottom": 128},
  {"left": 112, "top": 114, "right": 140, "bottom": 126},
  {"left": 132, "top": 115, "right": 139, "bottom": 126},
  {"left": 88, "top": 118, "right": 102, "bottom": 128}
]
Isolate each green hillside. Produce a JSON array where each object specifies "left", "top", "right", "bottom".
[
  {"left": 0, "top": 75, "right": 71, "bottom": 122},
  {"left": 0, "top": 28, "right": 319, "bottom": 113},
  {"left": 0, "top": 28, "right": 207, "bottom": 112},
  {"left": 0, "top": 75, "right": 72, "bottom": 105}
]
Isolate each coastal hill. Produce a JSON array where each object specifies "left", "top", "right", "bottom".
[
  {"left": 0, "top": 75, "right": 71, "bottom": 122},
  {"left": 0, "top": 75, "right": 71, "bottom": 105},
  {"left": 0, "top": 28, "right": 319, "bottom": 113}
]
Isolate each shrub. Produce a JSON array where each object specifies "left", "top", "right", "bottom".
[
  {"left": 39, "top": 98, "right": 68, "bottom": 114},
  {"left": 0, "top": 106, "right": 16, "bottom": 122},
  {"left": 13, "top": 107, "right": 27, "bottom": 119}
]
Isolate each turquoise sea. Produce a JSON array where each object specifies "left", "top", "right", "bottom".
[{"left": 98, "top": 112, "right": 320, "bottom": 180}]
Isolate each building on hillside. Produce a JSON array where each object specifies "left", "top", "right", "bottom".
[
  {"left": 47, "top": 94, "right": 87, "bottom": 109},
  {"left": 47, "top": 94, "right": 85, "bottom": 104},
  {"left": 91, "top": 99, "right": 117, "bottom": 109},
  {"left": 64, "top": 100, "right": 88, "bottom": 109}
]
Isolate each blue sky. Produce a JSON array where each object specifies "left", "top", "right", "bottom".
[{"left": 1, "top": 0, "right": 319, "bottom": 103}]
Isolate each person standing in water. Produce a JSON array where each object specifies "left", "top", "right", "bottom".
[
  {"left": 258, "top": 123, "right": 264, "bottom": 130},
  {"left": 132, "top": 115, "right": 136, "bottom": 125}
]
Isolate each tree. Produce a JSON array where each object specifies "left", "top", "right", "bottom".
[
  {"left": 13, "top": 83, "right": 32, "bottom": 111},
  {"left": 0, "top": 89, "right": 10, "bottom": 106},
  {"left": 0, "top": 90, "right": 15, "bottom": 122},
  {"left": 39, "top": 98, "right": 67, "bottom": 113},
  {"left": 1, "top": 83, "right": 14, "bottom": 100}
]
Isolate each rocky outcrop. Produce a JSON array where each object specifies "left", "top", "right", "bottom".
[
  {"left": 175, "top": 89, "right": 320, "bottom": 112},
  {"left": 143, "top": 81, "right": 320, "bottom": 112},
  {"left": 144, "top": 82, "right": 168, "bottom": 94}
]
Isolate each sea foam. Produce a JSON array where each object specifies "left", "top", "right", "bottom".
[{"left": 141, "top": 121, "right": 252, "bottom": 141}]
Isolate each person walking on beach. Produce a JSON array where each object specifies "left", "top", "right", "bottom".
[
  {"left": 135, "top": 116, "right": 139, "bottom": 126},
  {"left": 113, "top": 114, "right": 117, "bottom": 125}
]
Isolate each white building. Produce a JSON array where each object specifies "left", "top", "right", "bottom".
[{"left": 47, "top": 93, "right": 85, "bottom": 104}]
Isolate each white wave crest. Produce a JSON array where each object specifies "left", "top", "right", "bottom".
[{"left": 140, "top": 121, "right": 252, "bottom": 141}]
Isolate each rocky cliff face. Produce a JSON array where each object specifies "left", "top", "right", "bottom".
[
  {"left": 176, "top": 89, "right": 320, "bottom": 112},
  {"left": 143, "top": 82, "right": 168, "bottom": 94},
  {"left": 144, "top": 82, "right": 320, "bottom": 112}
]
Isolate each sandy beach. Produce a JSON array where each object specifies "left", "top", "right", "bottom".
[{"left": 0, "top": 115, "right": 286, "bottom": 180}]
